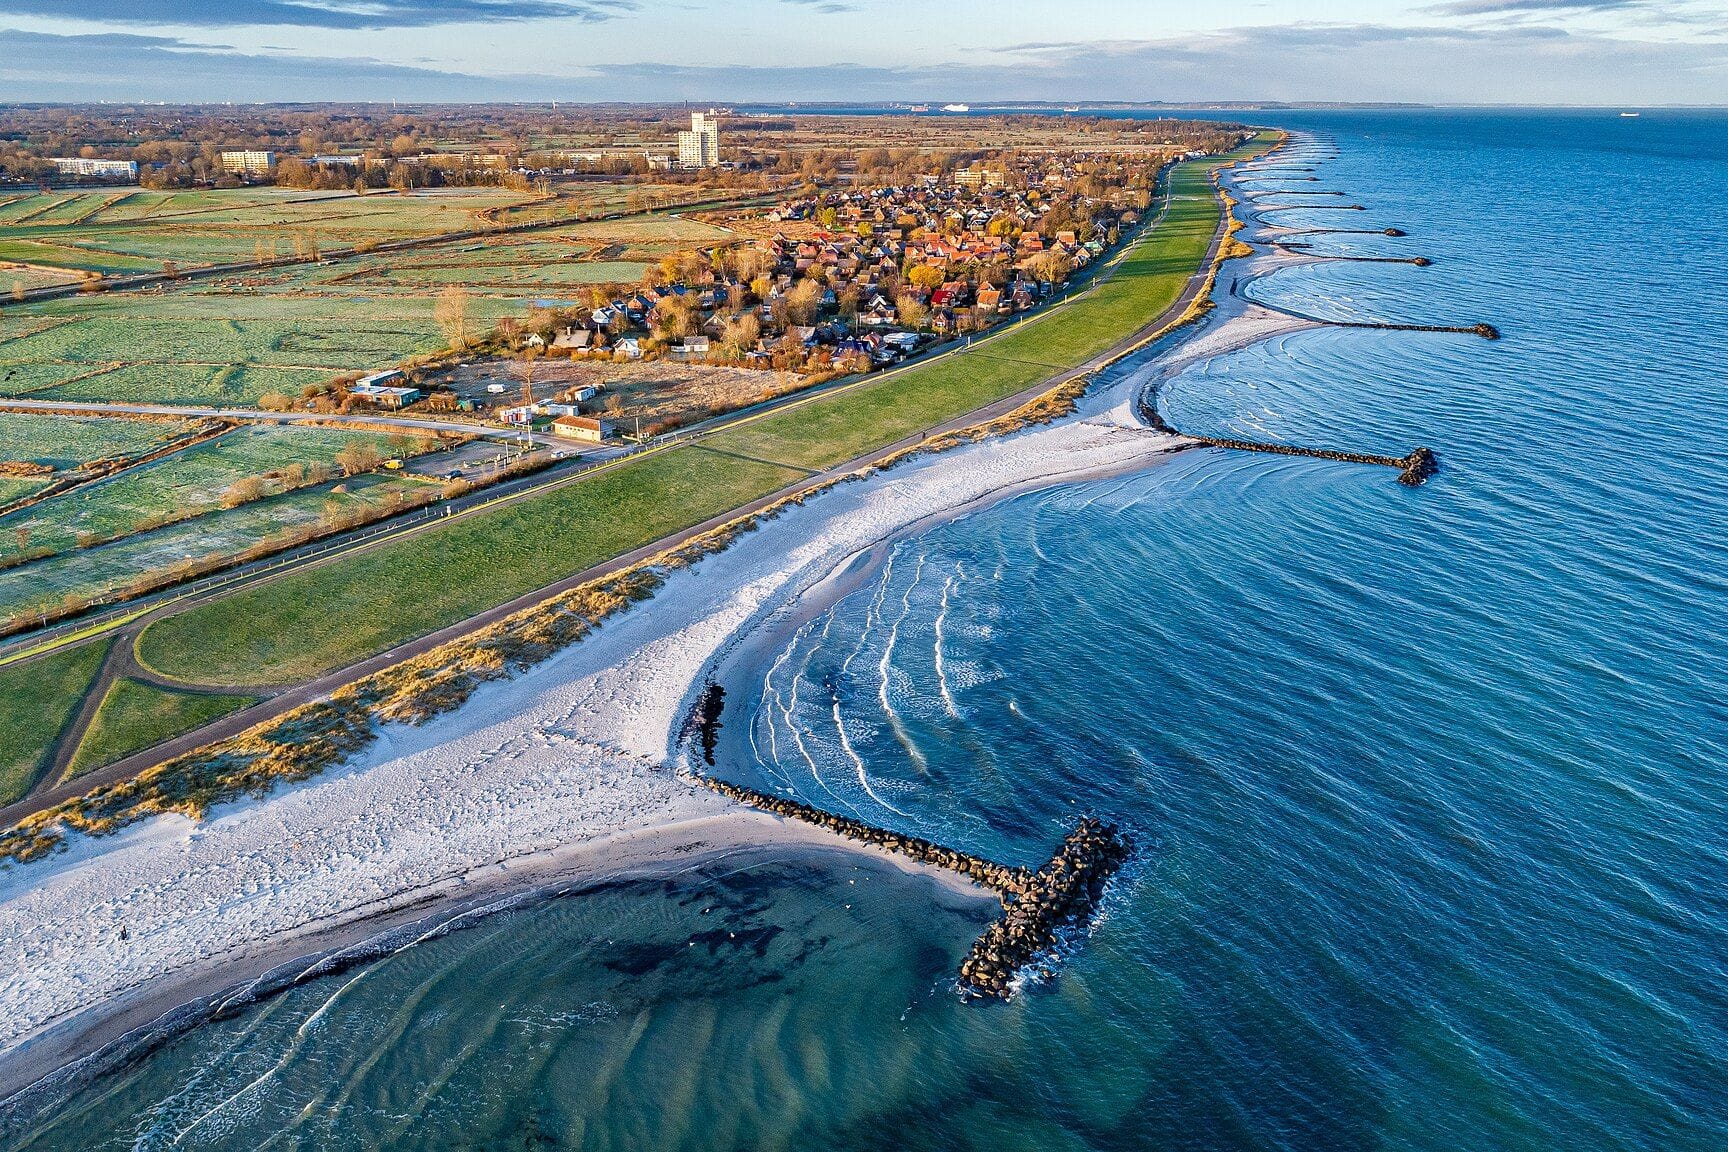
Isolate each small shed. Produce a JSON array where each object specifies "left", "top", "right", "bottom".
[{"left": 550, "top": 415, "right": 612, "bottom": 443}]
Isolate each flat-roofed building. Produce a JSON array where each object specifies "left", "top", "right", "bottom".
[
  {"left": 219, "top": 150, "right": 275, "bottom": 176},
  {"left": 550, "top": 415, "right": 613, "bottom": 442},
  {"left": 51, "top": 157, "right": 138, "bottom": 180}
]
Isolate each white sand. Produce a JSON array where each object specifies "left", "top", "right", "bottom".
[{"left": 0, "top": 147, "right": 1311, "bottom": 1086}]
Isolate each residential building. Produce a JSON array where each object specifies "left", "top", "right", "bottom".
[
  {"left": 954, "top": 165, "right": 1005, "bottom": 189},
  {"left": 219, "top": 150, "right": 275, "bottom": 177},
  {"left": 50, "top": 157, "right": 137, "bottom": 180},
  {"left": 677, "top": 110, "right": 721, "bottom": 170}
]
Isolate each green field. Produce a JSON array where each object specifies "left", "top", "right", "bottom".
[
  {"left": 0, "top": 199, "right": 731, "bottom": 406},
  {"left": 131, "top": 149, "right": 1255, "bottom": 689},
  {"left": 0, "top": 411, "right": 189, "bottom": 470},
  {"left": 0, "top": 424, "right": 423, "bottom": 562},
  {"left": 0, "top": 470, "right": 433, "bottom": 625},
  {"left": 0, "top": 188, "right": 535, "bottom": 276},
  {"left": 0, "top": 637, "right": 109, "bottom": 805},
  {"left": 66, "top": 678, "right": 257, "bottom": 779}
]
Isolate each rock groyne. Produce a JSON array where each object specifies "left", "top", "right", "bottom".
[
  {"left": 1334, "top": 319, "right": 1496, "bottom": 340},
  {"left": 687, "top": 767, "right": 1133, "bottom": 999},
  {"left": 691, "top": 773, "right": 1030, "bottom": 896},
  {"left": 681, "top": 681, "right": 726, "bottom": 766},
  {"left": 1138, "top": 400, "right": 1441, "bottom": 486}
]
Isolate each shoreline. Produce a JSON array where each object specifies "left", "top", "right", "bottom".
[
  {"left": 0, "top": 810, "right": 995, "bottom": 1117},
  {"left": 0, "top": 137, "right": 1311, "bottom": 1110}
]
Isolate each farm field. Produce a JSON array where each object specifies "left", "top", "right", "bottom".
[
  {"left": 0, "top": 204, "right": 737, "bottom": 407},
  {"left": 0, "top": 424, "right": 435, "bottom": 561},
  {"left": 0, "top": 636, "right": 109, "bottom": 805},
  {"left": 0, "top": 188, "right": 530, "bottom": 277},
  {"left": 0, "top": 410, "right": 189, "bottom": 470},
  {"left": 65, "top": 678, "right": 257, "bottom": 779},
  {"left": 129, "top": 150, "right": 1244, "bottom": 689},
  {"left": 0, "top": 470, "right": 436, "bottom": 628}
]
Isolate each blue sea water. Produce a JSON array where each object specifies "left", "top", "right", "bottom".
[{"left": 8, "top": 109, "right": 1728, "bottom": 1150}]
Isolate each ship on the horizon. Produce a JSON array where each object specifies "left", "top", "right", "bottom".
[
  {"left": 942, "top": 103, "right": 970, "bottom": 113},
  {"left": 910, "top": 104, "right": 930, "bottom": 113},
  {"left": 1063, "top": 105, "right": 1082, "bottom": 113},
  {"left": 1620, "top": 111, "right": 1641, "bottom": 118}
]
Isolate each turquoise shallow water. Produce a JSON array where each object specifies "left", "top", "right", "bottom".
[{"left": 8, "top": 110, "right": 1728, "bottom": 1150}]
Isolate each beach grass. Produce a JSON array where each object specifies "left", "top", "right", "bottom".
[
  {"left": 65, "top": 679, "right": 257, "bottom": 780},
  {"left": 0, "top": 637, "right": 110, "bottom": 805},
  {"left": 129, "top": 150, "right": 1248, "bottom": 690}
]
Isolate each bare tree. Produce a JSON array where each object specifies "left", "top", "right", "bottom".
[
  {"left": 435, "top": 286, "right": 471, "bottom": 352},
  {"left": 516, "top": 348, "right": 540, "bottom": 403}
]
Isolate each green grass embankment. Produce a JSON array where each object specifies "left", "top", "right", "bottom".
[
  {"left": 0, "top": 637, "right": 109, "bottom": 805},
  {"left": 133, "top": 147, "right": 1259, "bottom": 691},
  {"left": 137, "top": 447, "right": 806, "bottom": 686},
  {"left": 65, "top": 679, "right": 257, "bottom": 779}
]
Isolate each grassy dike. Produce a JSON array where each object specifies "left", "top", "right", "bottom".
[
  {"left": 0, "top": 638, "right": 110, "bottom": 806},
  {"left": 134, "top": 151, "right": 1255, "bottom": 690}
]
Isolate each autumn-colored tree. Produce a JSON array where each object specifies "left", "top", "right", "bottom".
[
  {"left": 786, "top": 278, "right": 823, "bottom": 325},
  {"left": 336, "top": 442, "right": 383, "bottom": 477},
  {"left": 721, "top": 312, "right": 760, "bottom": 357},
  {"left": 907, "top": 264, "right": 945, "bottom": 291},
  {"left": 651, "top": 297, "right": 697, "bottom": 341},
  {"left": 896, "top": 297, "right": 929, "bottom": 329},
  {"left": 517, "top": 348, "right": 540, "bottom": 402},
  {"left": 221, "top": 476, "right": 268, "bottom": 508},
  {"left": 1027, "top": 250, "right": 1074, "bottom": 285}
]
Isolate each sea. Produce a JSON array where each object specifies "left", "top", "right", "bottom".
[{"left": 7, "top": 109, "right": 1727, "bottom": 1150}]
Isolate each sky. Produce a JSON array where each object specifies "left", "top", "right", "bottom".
[{"left": 0, "top": 0, "right": 1724, "bottom": 104}]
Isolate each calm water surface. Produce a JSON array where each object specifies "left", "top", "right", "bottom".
[{"left": 9, "top": 110, "right": 1727, "bottom": 1150}]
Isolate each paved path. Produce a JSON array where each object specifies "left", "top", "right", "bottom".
[
  {"left": 0, "top": 155, "right": 1247, "bottom": 827},
  {"left": 0, "top": 398, "right": 566, "bottom": 448}
]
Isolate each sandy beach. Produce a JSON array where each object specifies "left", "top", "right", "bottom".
[{"left": 0, "top": 144, "right": 1332, "bottom": 1106}]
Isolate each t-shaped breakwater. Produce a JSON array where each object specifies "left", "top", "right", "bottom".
[
  {"left": 684, "top": 689, "right": 1130, "bottom": 999},
  {"left": 1273, "top": 241, "right": 1432, "bottom": 266},
  {"left": 691, "top": 771, "right": 1133, "bottom": 1000}
]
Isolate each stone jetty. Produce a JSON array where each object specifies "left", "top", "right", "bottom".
[
  {"left": 1270, "top": 242, "right": 1432, "bottom": 267},
  {"left": 691, "top": 772, "right": 1031, "bottom": 896},
  {"left": 687, "top": 754, "right": 1133, "bottom": 998},
  {"left": 1332, "top": 319, "right": 1496, "bottom": 339},
  {"left": 958, "top": 818, "right": 1132, "bottom": 1000},
  {"left": 1139, "top": 400, "right": 1442, "bottom": 485}
]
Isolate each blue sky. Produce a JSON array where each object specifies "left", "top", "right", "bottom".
[{"left": 1, "top": 0, "right": 1724, "bottom": 104}]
